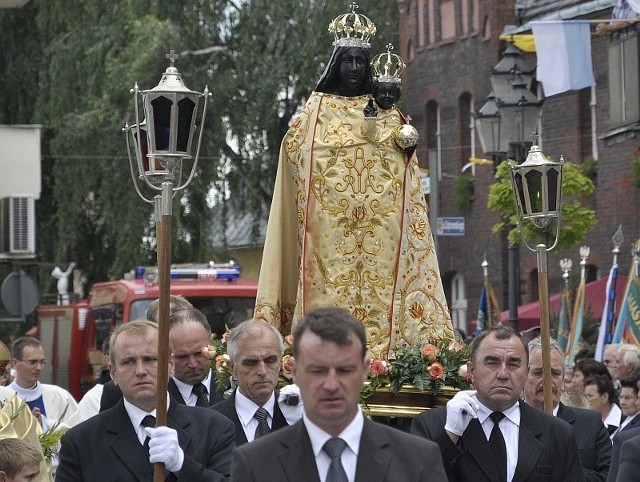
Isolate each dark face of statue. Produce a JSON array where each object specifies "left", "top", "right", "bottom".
[
  {"left": 374, "top": 82, "right": 399, "bottom": 110},
  {"left": 338, "top": 47, "right": 367, "bottom": 95}
]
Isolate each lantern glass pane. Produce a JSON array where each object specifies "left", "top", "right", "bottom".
[
  {"left": 152, "top": 96, "right": 173, "bottom": 151},
  {"left": 547, "top": 168, "right": 559, "bottom": 212},
  {"left": 524, "top": 170, "right": 543, "bottom": 215},
  {"left": 177, "top": 97, "right": 196, "bottom": 152}
]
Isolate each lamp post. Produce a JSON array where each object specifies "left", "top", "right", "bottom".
[
  {"left": 123, "top": 51, "right": 210, "bottom": 481},
  {"left": 510, "top": 144, "right": 563, "bottom": 414},
  {"left": 475, "top": 43, "right": 542, "bottom": 332}
]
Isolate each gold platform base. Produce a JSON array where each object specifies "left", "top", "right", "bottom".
[{"left": 363, "top": 385, "right": 458, "bottom": 418}]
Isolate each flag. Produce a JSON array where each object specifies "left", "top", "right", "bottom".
[
  {"left": 595, "top": 263, "right": 619, "bottom": 361},
  {"left": 612, "top": 253, "right": 639, "bottom": 343},
  {"left": 621, "top": 277, "right": 640, "bottom": 344},
  {"left": 476, "top": 286, "right": 488, "bottom": 336},
  {"left": 499, "top": 34, "right": 536, "bottom": 53},
  {"left": 556, "top": 287, "right": 571, "bottom": 352},
  {"left": 566, "top": 275, "right": 586, "bottom": 367},
  {"left": 531, "top": 21, "right": 595, "bottom": 97},
  {"left": 487, "top": 281, "right": 502, "bottom": 327}
]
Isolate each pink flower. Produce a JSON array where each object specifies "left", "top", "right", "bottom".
[
  {"left": 458, "top": 364, "right": 470, "bottom": 382},
  {"left": 221, "top": 331, "right": 231, "bottom": 343},
  {"left": 215, "top": 355, "right": 228, "bottom": 370},
  {"left": 428, "top": 362, "right": 445, "bottom": 380},
  {"left": 285, "top": 335, "right": 294, "bottom": 347},
  {"left": 448, "top": 341, "right": 465, "bottom": 353},
  {"left": 369, "top": 358, "right": 389, "bottom": 376},
  {"left": 420, "top": 344, "right": 439, "bottom": 362},
  {"left": 200, "top": 345, "right": 216, "bottom": 360},
  {"left": 281, "top": 355, "right": 295, "bottom": 375}
]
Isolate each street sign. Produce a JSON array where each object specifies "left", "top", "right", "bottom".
[
  {"left": 421, "top": 173, "right": 430, "bottom": 195},
  {"left": 437, "top": 217, "right": 465, "bottom": 236}
]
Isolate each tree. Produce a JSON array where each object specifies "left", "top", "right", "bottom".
[{"left": 487, "top": 160, "right": 597, "bottom": 249}]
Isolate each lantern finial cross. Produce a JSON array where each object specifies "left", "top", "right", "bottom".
[
  {"left": 529, "top": 131, "right": 539, "bottom": 144},
  {"left": 166, "top": 50, "right": 179, "bottom": 67}
]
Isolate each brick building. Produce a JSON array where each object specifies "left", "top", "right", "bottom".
[{"left": 398, "top": 0, "right": 639, "bottom": 335}]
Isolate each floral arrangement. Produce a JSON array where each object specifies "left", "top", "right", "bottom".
[
  {"left": 205, "top": 331, "right": 471, "bottom": 402},
  {"left": 365, "top": 340, "right": 472, "bottom": 400}
]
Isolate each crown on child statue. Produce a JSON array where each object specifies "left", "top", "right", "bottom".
[
  {"left": 371, "top": 44, "right": 405, "bottom": 83},
  {"left": 328, "top": 2, "right": 377, "bottom": 49}
]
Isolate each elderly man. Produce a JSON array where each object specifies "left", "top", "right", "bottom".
[
  {"left": 213, "top": 320, "right": 292, "bottom": 446},
  {"left": 613, "top": 344, "right": 639, "bottom": 383},
  {"left": 57, "top": 320, "right": 235, "bottom": 481},
  {"left": 231, "top": 307, "right": 446, "bottom": 481},
  {"left": 602, "top": 344, "right": 620, "bottom": 379},
  {"left": 523, "top": 337, "right": 611, "bottom": 482},
  {"left": 9, "top": 337, "right": 79, "bottom": 430},
  {"left": 411, "top": 325, "right": 584, "bottom": 481}
]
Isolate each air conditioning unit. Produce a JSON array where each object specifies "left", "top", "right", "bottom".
[{"left": 0, "top": 197, "right": 35, "bottom": 256}]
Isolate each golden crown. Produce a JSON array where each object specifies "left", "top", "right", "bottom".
[
  {"left": 371, "top": 44, "right": 405, "bottom": 83},
  {"left": 328, "top": 3, "right": 377, "bottom": 49}
]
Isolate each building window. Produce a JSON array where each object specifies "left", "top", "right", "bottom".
[
  {"left": 451, "top": 273, "right": 468, "bottom": 331},
  {"left": 608, "top": 35, "right": 639, "bottom": 126},
  {"left": 441, "top": 0, "right": 455, "bottom": 40}
]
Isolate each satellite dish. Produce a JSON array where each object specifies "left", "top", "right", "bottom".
[{"left": 1, "top": 270, "right": 39, "bottom": 316}]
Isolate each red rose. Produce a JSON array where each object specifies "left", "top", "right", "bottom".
[
  {"left": 369, "top": 358, "right": 389, "bottom": 376},
  {"left": 428, "top": 362, "right": 445, "bottom": 380}
]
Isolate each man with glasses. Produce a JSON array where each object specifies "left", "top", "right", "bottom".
[{"left": 9, "top": 337, "right": 79, "bottom": 430}]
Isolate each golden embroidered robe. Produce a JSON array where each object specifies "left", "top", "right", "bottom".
[{"left": 255, "top": 92, "right": 453, "bottom": 358}]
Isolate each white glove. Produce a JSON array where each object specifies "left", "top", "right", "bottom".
[
  {"left": 278, "top": 384, "right": 304, "bottom": 425},
  {"left": 444, "top": 389, "right": 479, "bottom": 436},
  {"left": 145, "top": 426, "right": 185, "bottom": 474}
]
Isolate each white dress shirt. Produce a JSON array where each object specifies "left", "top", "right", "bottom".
[
  {"left": 303, "top": 409, "right": 364, "bottom": 482},
  {"left": 234, "top": 389, "right": 275, "bottom": 443},
  {"left": 476, "top": 400, "right": 520, "bottom": 482},
  {"left": 122, "top": 397, "right": 170, "bottom": 445},
  {"left": 172, "top": 369, "right": 213, "bottom": 406}
]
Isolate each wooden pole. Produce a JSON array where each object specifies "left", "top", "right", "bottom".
[
  {"left": 154, "top": 183, "right": 172, "bottom": 480},
  {"left": 536, "top": 244, "right": 554, "bottom": 414}
]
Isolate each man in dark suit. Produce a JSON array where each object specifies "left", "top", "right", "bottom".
[
  {"left": 57, "top": 320, "right": 235, "bottom": 482},
  {"left": 212, "top": 320, "right": 292, "bottom": 446},
  {"left": 167, "top": 307, "right": 225, "bottom": 407},
  {"left": 99, "top": 307, "right": 224, "bottom": 412},
  {"left": 523, "top": 337, "right": 611, "bottom": 481},
  {"left": 608, "top": 426, "right": 640, "bottom": 481},
  {"left": 411, "top": 325, "right": 584, "bottom": 481},
  {"left": 231, "top": 307, "right": 446, "bottom": 481}
]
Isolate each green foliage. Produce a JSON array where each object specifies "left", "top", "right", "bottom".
[
  {"left": 453, "top": 172, "right": 474, "bottom": 213},
  {"left": 487, "top": 160, "right": 597, "bottom": 249},
  {"left": 0, "top": 1, "right": 399, "bottom": 295}
]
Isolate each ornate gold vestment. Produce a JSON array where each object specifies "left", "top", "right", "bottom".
[{"left": 255, "top": 92, "right": 453, "bottom": 358}]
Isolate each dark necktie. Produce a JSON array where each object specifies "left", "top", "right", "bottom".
[
  {"left": 323, "top": 437, "right": 348, "bottom": 482},
  {"left": 489, "top": 412, "right": 507, "bottom": 482},
  {"left": 140, "top": 415, "right": 156, "bottom": 460},
  {"left": 253, "top": 407, "right": 271, "bottom": 440},
  {"left": 192, "top": 382, "right": 209, "bottom": 407}
]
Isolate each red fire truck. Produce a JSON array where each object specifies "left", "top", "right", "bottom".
[{"left": 36, "top": 263, "right": 257, "bottom": 401}]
